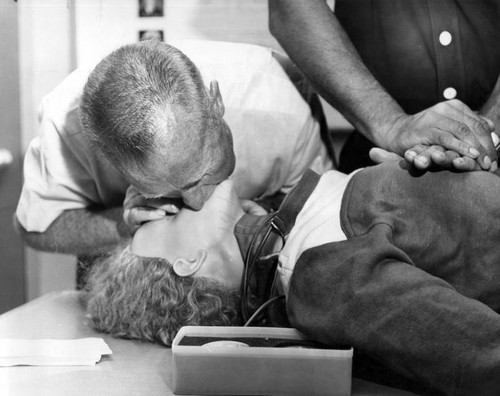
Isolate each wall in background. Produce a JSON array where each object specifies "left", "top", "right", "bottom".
[
  {"left": 0, "top": 1, "right": 25, "bottom": 313},
  {"left": 74, "top": 0, "right": 279, "bottom": 68},
  {"left": 18, "top": 0, "right": 77, "bottom": 301}
]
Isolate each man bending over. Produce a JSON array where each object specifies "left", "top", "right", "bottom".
[{"left": 15, "top": 39, "right": 332, "bottom": 286}]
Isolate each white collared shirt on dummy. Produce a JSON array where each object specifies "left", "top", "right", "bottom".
[
  {"left": 16, "top": 40, "right": 332, "bottom": 232},
  {"left": 278, "top": 169, "right": 361, "bottom": 296}
]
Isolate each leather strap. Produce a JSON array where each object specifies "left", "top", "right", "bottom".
[{"left": 240, "top": 169, "right": 321, "bottom": 324}]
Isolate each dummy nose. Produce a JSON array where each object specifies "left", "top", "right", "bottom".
[{"left": 182, "top": 184, "right": 217, "bottom": 211}]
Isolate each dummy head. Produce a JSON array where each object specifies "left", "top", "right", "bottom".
[
  {"left": 132, "top": 179, "right": 245, "bottom": 288},
  {"left": 84, "top": 246, "right": 241, "bottom": 346},
  {"left": 84, "top": 180, "right": 246, "bottom": 345},
  {"left": 80, "top": 40, "right": 235, "bottom": 210}
]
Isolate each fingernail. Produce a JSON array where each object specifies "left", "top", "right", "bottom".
[
  {"left": 484, "top": 156, "right": 492, "bottom": 168},
  {"left": 491, "top": 161, "right": 498, "bottom": 172},
  {"left": 415, "top": 156, "right": 428, "bottom": 167},
  {"left": 492, "top": 133, "right": 500, "bottom": 148},
  {"left": 469, "top": 148, "right": 480, "bottom": 158},
  {"left": 406, "top": 151, "right": 417, "bottom": 159}
]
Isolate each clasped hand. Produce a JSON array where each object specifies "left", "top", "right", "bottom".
[{"left": 384, "top": 99, "right": 497, "bottom": 171}]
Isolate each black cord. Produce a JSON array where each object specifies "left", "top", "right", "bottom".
[
  {"left": 240, "top": 214, "right": 287, "bottom": 324},
  {"left": 241, "top": 215, "right": 276, "bottom": 321},
  {"left": 243, "top": 295, "right": 286, "bottom": 327}
]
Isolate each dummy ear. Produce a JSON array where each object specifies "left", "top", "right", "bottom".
[
  {"left": 172, "top": 250, "right": 207, "bottom": 277},
  {"left": 209, "top": 80, "right": 225, "bottom": 116}
]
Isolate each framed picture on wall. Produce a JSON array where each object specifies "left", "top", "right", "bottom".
[
  {"left": 139, "top": 0, "right": 164, "bottom": 17},
  {"left": 139, "top": 30, "right": 164, "bottom": 42}
]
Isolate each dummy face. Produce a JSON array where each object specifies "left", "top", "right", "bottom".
[
  {"left": 131, "top": 179, "right": 245, "bottom": 290},
  {"left": 125, "top": 80, "right": 236, "bottom": 210}
]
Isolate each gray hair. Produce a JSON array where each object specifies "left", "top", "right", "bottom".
[{"left": 80, "top": 40, "right": 212, "bottom": 175}]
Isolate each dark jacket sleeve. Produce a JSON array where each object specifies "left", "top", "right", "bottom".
[{"left": 286, "top": 224, "right": 500, "bottom": 396}]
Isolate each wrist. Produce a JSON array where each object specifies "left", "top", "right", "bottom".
[{"left": 372, "top": 112, "right": 410, "bottom": 154}]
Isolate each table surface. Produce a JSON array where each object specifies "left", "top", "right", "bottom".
[{"left": 0, "top": 291, "right": 416, "bottom": 396}]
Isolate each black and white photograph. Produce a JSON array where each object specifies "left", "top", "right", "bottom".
[
  {"left": 138, "top": 0, "right": 164, "bottom": 17},
  {"left": 139, "top": 29, "right": 164, "bottom": 42},
  {"left": 2, "top": 1, "right": 500, "bottom": 396}
]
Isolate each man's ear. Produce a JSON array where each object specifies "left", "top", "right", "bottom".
[
  {"left": 172, "top": 250, "right": 207, "bottom": 277},
  {"left": 209, "top": 80, "right": 225, "bottom": 116}
]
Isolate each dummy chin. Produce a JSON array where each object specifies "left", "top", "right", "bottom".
[{"left": 82, "top": 244, "right": 241, "bottom": 346}]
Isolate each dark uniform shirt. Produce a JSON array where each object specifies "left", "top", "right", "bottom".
[{"left": 335, "top": 0, "right": 500, "bottom": 172}]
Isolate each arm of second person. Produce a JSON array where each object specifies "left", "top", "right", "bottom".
[
  {"left": 268, "top": 0, "right": 496, "bottom": 170},
  {"left": 14, "top": 207, "right": 130, "bottom": 256}
]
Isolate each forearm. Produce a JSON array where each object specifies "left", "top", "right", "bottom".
[
  {"left": 268, "top": 0, "right": 405, "bottom": 149},
  {"left": 14, "top": 206, "right": 130, "bottom": 256}
]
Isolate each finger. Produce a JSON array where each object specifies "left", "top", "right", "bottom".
[
  {"left": 440, "top": 102, "right": 496, "bottom": 165},
  {"left": 426, "top": 145, "right": 446, "bottom": 167},
  {"left": 428, "top": 103, "right": 485, "bottom": 152},
  {"left": 123, "top": 185, "right": 145, "bottom": 207},
  {"left": 127, "top": 207, "right": 166, "bottom": 227},
  {"left": 452, "top": 156, "right": 481, "bottom": 171},
  {"left": 141, "top": 197, "right": 182, "bottom": 209},
  {"left": 452, "top": 113, "right": 496, "bottom": 166},
  {"left": 445, "top": 100, "right": 493, "bottom": 135},
  {"left": 369, "top": 147, "right": 402, "bottom": 164},
  {"left": 410, "top": 145, "right": 458, "bottom": 169},
  {"left": 492, "top": 132, "right": 500, "bottom": 148},
  {"left": 483, "top": 116, "right": 496, "bottom": 132},
  {"left": 432, "top": 129, "right": 481, "bottom": 159},
  {"left": 492, "top": 133, "right": 500, "bottom": 172},
  {"left": 430, "top": 149, "right": 462, "bottom": 168},
  {"left": 240, "top": 199, "right": 268, "bottom": 215},
  {"left": 404, "top": 144, "right": 429, "bottom": 163},
  {"left": 445, "top": 100, "right": 492, "bottom": 132},
  {"left": 156, "top": 203, "right": 181, "bottom": 214},
  {"left": 406, "top": 144, "right": 438, "bottom": 169}
]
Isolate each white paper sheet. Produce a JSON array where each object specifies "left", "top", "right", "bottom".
[{"left": 0, "top": 338, "right": 112, "bottom": 367}]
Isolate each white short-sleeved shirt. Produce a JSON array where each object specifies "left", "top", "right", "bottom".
[
  {"left": 16, "top": 40, "right": 333, "bottom": 232},
  {"left": 278, "top": 169, "right": 360, "bottom": 295}
]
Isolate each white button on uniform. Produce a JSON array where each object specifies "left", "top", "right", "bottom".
[
  {"left": 443, "top": 87, "right": 457, "bottom": 99},
  {"left": 439, "top": 31, "right": 453, "bottom": 46}
]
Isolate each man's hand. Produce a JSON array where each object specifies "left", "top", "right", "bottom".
[
  {"left": 369, "top": 147, "right": 403, "bottom": 164},
  {"left": 370, "top": 146, "right": 465, "bottom": 168},
  {"left": 404, "top": 145, "right": 480, "bottom": 171},
  {"left": 384, "top": 99, "right": 497, "bottom": 171},
  {"left": 122, "top": 185, "right": 181, "bottom": 236},
  {"left": 371, "top": 134, "right": 500, "bottom": 172},
  {"left": 240, "top": 199, "right": 268, "bottom": 215}
]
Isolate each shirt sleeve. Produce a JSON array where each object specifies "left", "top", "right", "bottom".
[
  {"left": 269, "top": 52, "right": 334, "bottom": 194},
  {"left": 15, "top": 70, "right": 104, "bottom": 232},
  {"left": 280, "top": 112, "right": 333, "bottom": 195}
]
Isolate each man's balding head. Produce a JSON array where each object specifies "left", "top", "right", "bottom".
[{"left": 80, "top": 40, "right": 235, "bottom": 209}]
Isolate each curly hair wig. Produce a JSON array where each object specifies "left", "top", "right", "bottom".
[{"left": 83, "top": 245, "right": 241, "bottom": 346}]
